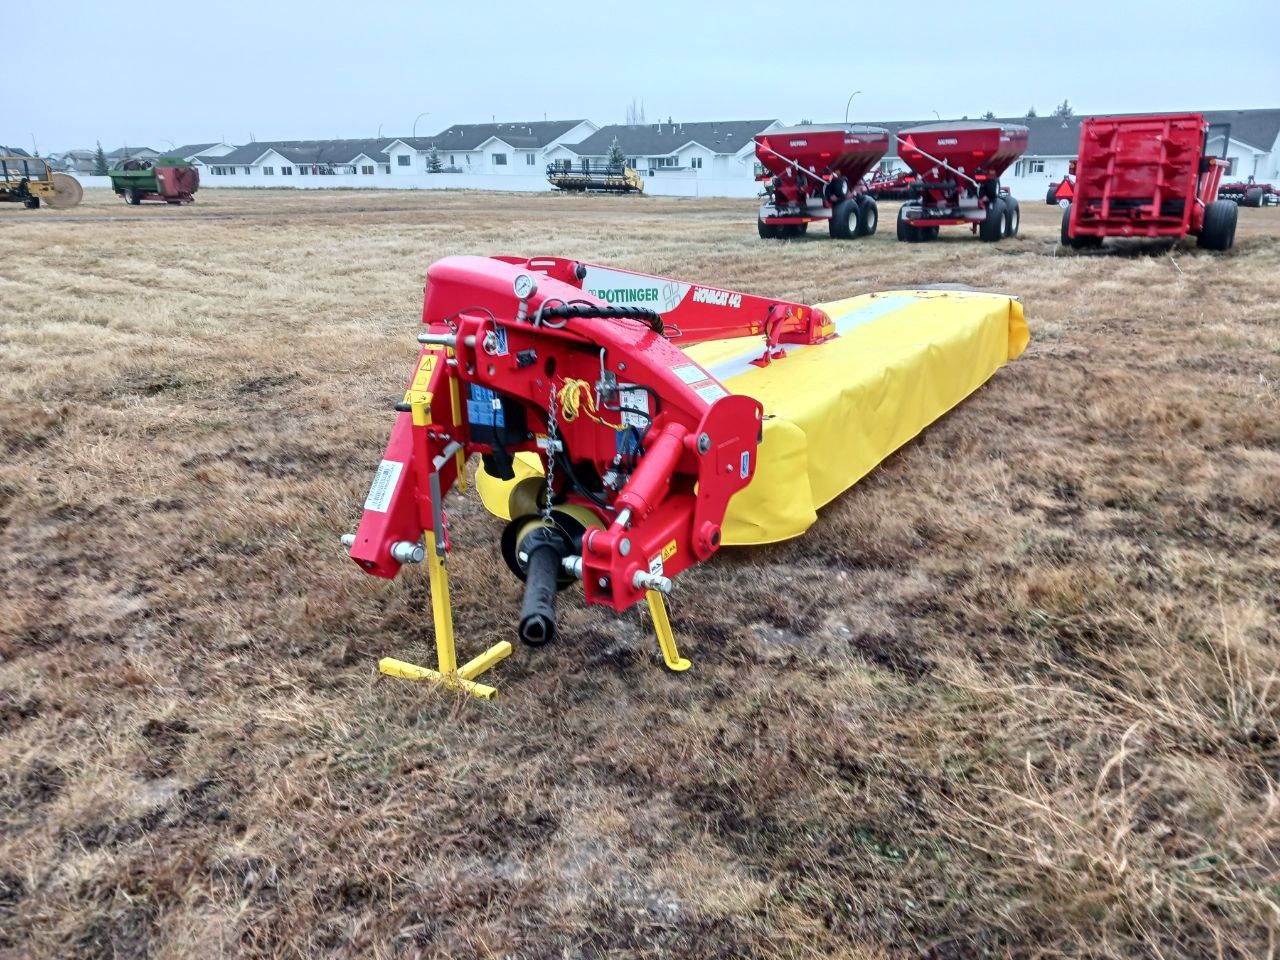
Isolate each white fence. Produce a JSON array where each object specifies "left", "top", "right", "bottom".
[
  {"left": 186, "top": 169, "right": 766, "bottom": 198},
  {"left": 66, "top": 170, "right": 1057, "bottom": 202}
]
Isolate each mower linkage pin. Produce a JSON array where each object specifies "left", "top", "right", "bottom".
[
  {"left": 417, "top": 332, "right": 457, "bottom": 347},
  {"left": 633, "top": 571, "right": 672, "bottom": 595}
]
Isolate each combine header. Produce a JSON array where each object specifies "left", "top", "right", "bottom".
[
  {"left": 754, "top": 124, "right": 889, "bottom": 238},
  {"left": 547, "top": 161, "right": 644, "bottom": 194},
  {"left": 0, "top": 156, "right": 83, "bottom": 209},
  {"left": 109, "top": 157, "right": 200, "bottom": 204},
  {"left": 1061, "top": 114, "right": 1237, "bottom": 251},
  {"left": 894, "top": 121, "right": 1028, "bottom": 242},
  {"left": 342, "top": 254, "right": 1029, "bottom": 698}
]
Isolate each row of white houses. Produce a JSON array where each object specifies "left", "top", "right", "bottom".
[{"left": 49, "top": 109, "right": 1280, "bottom": 201}]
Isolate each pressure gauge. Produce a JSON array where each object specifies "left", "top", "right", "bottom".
[{"left": 513, "top": 273, "right": 538, "bottom": 300}]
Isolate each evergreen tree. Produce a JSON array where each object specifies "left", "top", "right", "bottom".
[
  {"left": 607, "top": 137, "right": 625, "bottom": 168},
  {"left": 1052, "top": 99, "right": 1074, "bottom": 118},
  {"left": 1025, "top": 106, "right": 1038, "bottom": 119},
  {"left": 426, "top": 145, "right": 443, "bottom": 173},
  {"left": 93, "top": 141, "right": 108, "bottom": 176},
  {"left": 982, "top": 110, "right": 996, "bottom": 121}
]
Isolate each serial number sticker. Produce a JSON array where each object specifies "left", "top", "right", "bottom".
[
  {"left": 363, "top": 459, "right": 403, "bottom": 513},
  {"left": 672, "top": 363, "right": 712, "bottom": 385},
  {"left": 619, "top": 387, "right": 650, "bottom": 429},
  {"left": 694, "top": 382, "right": 730, "bottom": 405}
]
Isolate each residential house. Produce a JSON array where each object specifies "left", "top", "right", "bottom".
[
  {"left": 546, "top": 120, "right": 780, "bottom": 181},
  {"left": 384, "top": 120, "right": 596, "bottom": 175},
  {"left": 170, "top": 142, "right": 235, "bottom": 162},
  {"left": 195, "top": 139, "right": 393, "bottom": 181},
  {"left": 53, "top": 149, "right": 98, "bottom": 173},
  {"left": 106, "top": 146, "right": 160, "bottom": 165}
]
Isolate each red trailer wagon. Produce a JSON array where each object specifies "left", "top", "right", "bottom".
[
  {"left": 1061, "top": 113, "right": 1237, "bottom": 251},
  {"left": 754, "top": 124, "right": 890, "bottom": 239},
  {"left": 894, "top": 121, "right": 1029, "bottom": 242}
]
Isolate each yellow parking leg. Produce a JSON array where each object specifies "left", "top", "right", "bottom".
[
  {"left": 378, "top": 658, "right": 498, "bottom": 700},
  {"left": 378, "top": 531, "right": 510, "bottom": 700},
  {"left": 426, "top": 531, "right": 457, "bottom": 676},
  {"left": 458, "top": 641, "right": 513, "bottom": 680},
  {"left": 647, "top": 590, "right": 691, "bottom": 672}
]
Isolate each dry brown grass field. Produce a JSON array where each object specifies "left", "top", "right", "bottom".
[{"left": 2, "top": 188, "right": 1278, "bottom": 959}]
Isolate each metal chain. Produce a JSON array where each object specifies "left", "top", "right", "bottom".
[{"left": 542, "top": 383, "right": 558, "bottom": 523}]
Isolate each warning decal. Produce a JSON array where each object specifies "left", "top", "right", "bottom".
[
  {"left": 672, "top": 363, "right": 712, "bottom": 386},
  {"left": 694, "top": 382, "right": 730, "bottom": 405}
]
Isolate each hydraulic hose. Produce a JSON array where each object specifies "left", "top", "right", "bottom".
[{"left": 517, "top": 541, "right": 562, "bottom": 646}]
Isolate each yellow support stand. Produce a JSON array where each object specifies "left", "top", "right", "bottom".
[
  {"left": 378, "top": 531, "right": 512, "bottom": 699},
  {"left": 646, "top": 590, "right": 691, "bottom": 672}
]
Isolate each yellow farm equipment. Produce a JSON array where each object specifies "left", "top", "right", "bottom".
[
  {"left": 0, "top": 156, "right": 83, "bottom": 210},
  {"left": 547, "top": 161, "right": 644, "bottom": 193}
]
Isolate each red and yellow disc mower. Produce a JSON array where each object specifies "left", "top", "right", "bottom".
[{"left": 343, "top": 255, "right": 1029, "bottom": 698}]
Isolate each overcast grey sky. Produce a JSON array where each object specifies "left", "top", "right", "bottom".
[{"left": 9, "top": 0, "right": 1279, "bottom": 152}]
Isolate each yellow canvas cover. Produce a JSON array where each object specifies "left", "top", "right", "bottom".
[{"left": 478, "top": 290, "right": 1028, "bottom": 546}]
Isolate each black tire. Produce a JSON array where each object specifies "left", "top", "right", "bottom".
[
  {"left": 1046, "top": 183, "right": 1059, "bottom": 205},
  {"left": 855, "top": 195, "right": 878, "bottom": 237},
  {"left": 980, "top": 197, "right": 1005, "bottom": 242},
  {"left": 757, "top": 218, "right": 779, "bottom": 240},
  {"left": 830, "top": 197, "right": 859, "bottom": 239},
  {"left": 1060, "top": 203, "right": 1102, "bottom": 249},
  {"left": 125, "top": 188, "right": 141, "bottom": 205},
  {"left": 23, "top": 196, "right": 40, "bottom": 209},
  {"left": 1244, "top": 187, "right": 1264, "bottom": 208},
  {"left": 896, "top": 204, "right": 916, "bottom": 242},
  {"left": 1197, "top": 199, "right": 1238, "bottom": 251},
  {"left": 922, "top": 226, "right": 940, "bottom": 240},
  {"left": 1003, "top": 196, "right": 1020, "bottom": 238},
  {"left": 787, "top": 223, "right": 808, "bottom": 238},
  {"left": 824, "top": 176, "right": 849, "bottom": 203}
]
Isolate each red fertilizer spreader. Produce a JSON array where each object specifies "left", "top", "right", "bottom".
[
  {"left": 754, "top": 124, "right": 890, "bottom": 240},
  {"left": 894, "top": 121, "right": 1028, "bottom": 243}
]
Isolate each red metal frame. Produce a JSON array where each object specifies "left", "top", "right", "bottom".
[
  {"left": 498, "top": 256, "right": 834, "bottom": 353},
  {"left": 348, "top": 255, "right": 789, "bottom": 616},
  {"left": 1067, "top": 114, "right": 1228, "bottom": 239},
  {"left": 754, "top": 125, "right": 889, "bottom": 230}
]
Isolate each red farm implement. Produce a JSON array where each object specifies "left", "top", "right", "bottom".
[
  {"left": 1061, "top": 114, "right": 1237, "bottom": 251},
  {"left": 107, "top": 157, "right": 200, "bottom": 205},
  {"left": 1047, "top": 164, "right": 1076, "bottom": 204},
  {"left": 341, "top": 254, "right": 1029, "bottom": 698},
  {"left": 1218, "top": 178, "right": 1278, "bottom": 208},
  {"left": 754, "top": 124, "right": 889, "bottom": 239},
  {"left": 894, "top": 121, "right": 1028, "bottom": 243},
  {"left": 864, "top": 165, "right": 919, "bottom": 201}
]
